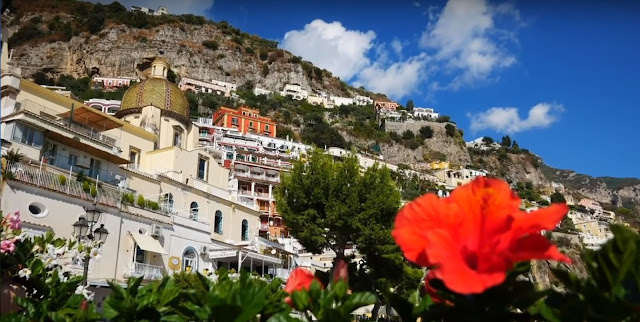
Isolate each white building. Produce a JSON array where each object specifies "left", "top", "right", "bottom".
[
  {"left": 280, "top": 84, "right": 308, "bottom": 100},
  {"left": 131, "top": 5, "right": 169, "bottom": 15},
  {"left": 92, "top": 76, "right": 138, "bottom": 91},
  {"left": 325, "top": 147, "right": 398, "bottom": 172},
  {"left": 412, "top": 107, "right": 439, "bottom": 120},
  {"left": 330, "top": 96, "right": 354, "bottom": 107},
  {"left": 178, "top": 76, "right": 236, "bottom": 97},
  {"left": 466, "top": 137, "right": 500, "bottom": 150},
  {"left": 353, "top": 95, "right": 373, "bottom": 106},
  {"left": 253, "top": 87, "right": 271, "bottom": 96},
  {"left": 84, "top": 98, "right": 121, "bottom": 115}
]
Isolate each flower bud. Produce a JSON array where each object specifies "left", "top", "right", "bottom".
[{"left": 332, "top": 259, "right": 349, "bottom": 285}]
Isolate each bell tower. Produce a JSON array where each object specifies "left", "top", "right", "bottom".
[{"left": 150, "top": 57, "right": 170, "bottom": 78}]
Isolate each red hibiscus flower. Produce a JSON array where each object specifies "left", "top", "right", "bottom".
[
  {"left": 392, "top": 177, "right": 571, "bottom": 294},
  {"left": 284, "top": 268, "right": 323, "bottom": 306}
]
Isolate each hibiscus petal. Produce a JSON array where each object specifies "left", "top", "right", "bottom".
[
  {"left": 392, "top": 194, "right": 446, "bottom": 266},
  {"left": 509, "top": 233, "right": 572, "bottom": 263},
  {"left": 512, "top": 203, "right": 569, "bottom": 237},
  {"left": 426, "top": 229, "right": 507, "bottom": 294},
  {"left": 449, "top": 177, "right": 521, "bottom": 250}
]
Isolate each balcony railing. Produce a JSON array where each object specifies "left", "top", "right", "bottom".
[
  {"left": 18, "top": 100, "right": 119, "bottom": 147},
  {"left": 6, "top": 161, "right": 122, "bottom": 208},
  {"left": 123, "top": 262, "right": 163, "bottom": 280}
]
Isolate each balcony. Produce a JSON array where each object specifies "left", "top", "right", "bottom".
[
  {"left": 17, "top": 100, "right": 119, "bottom": 148},
  {"left": 6, "top": 161, "right": 122, "bottom": 208},
  {"left": 123, "top": 262, "right": 163, "bottom": 280}
]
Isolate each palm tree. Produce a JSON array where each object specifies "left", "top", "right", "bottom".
[{"left": 3, "top": 149, "right": 24, "bottom": 163}]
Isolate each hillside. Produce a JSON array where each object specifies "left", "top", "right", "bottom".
[
  {"left": 5, "top": 0, "right": 639, "bottom": 225},
  {"left": 4, "top": 0, "right": 383, "bottom": 99}
]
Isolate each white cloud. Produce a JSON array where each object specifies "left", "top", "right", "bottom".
[
  {"left": 420, "top": 0, "right": 519, "bottom": 89},
  {"left": 468, "top": 103, "right": 564, "bottom": 134},
  {"left": 354, "top": 54, "right": 428, "bottom": 98},
  {"left": 390, "top": 39, "right": 404, "bottom": 57},
  {"left": 281, "top": 19, "right": 376, "bottom": 80},
  {"left": 87, "top": 0, "right": 214, "bottom": 15},
  {"left": 413, "top": 1, "right": 422, "bottom": 8}
]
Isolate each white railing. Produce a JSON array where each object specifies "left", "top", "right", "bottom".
[
  {"left": 238, "top": 197, "right": 256, "bottom": 209},
  {"left": 124, "top": 262, "right": 164, "bottom": 280},
  {"left": 6, "top": 161, "right": 121, "bottom": 208}
]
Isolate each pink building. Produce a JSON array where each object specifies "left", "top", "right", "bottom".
[
  {"left": 374, "top": 100, "right": 398, "bottom": 112},
  {"left": 578, "top": 198, "right": 603, "bottom": 215},
  {"left": 92, "top": 76, "right": 137, "bottom": 91}
]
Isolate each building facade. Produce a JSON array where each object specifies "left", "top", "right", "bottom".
[
  {"left": 1, "top": 57, "right": 288, "bottom": 308},
  {"left": 211, "top": 106, "right": 277, "bottom": 137},
  {"left": 178, "top": 76, "right": 236, "bottom": 97},
  {"left": 92, "top": 76, "right": 137, "bottom": 91}
]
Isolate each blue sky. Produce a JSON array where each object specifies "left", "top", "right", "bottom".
[{"left": 103, "top": 0, "right": 640, "bottom": 178}]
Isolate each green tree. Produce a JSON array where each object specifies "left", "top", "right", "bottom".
[
  {"left": 167, "top": 68, "right": 178, "bottom": 83},
  {"left": 276, "top": 150, "right": 400, "bottom": 259},
  {"left": 300, "top": 113, "right": 347, "bottom": 149},
  {"left": 419, "top": 126, "right": 434, "bottom": 139},
  {"left": 501, "top": 135, "right": 512, "bottom": 147},
  {"left": 445, "top": 124, "right": 456, "bottom": 137},
  {"left": 401, "top": 130, "right": 414, "bottom": 140},
  {"left": 550, "top": 191, "right": 566, "bottom": 203},
  {"left": 405, "top": 99, "right": 415, "bottom": 112},
  {"left": 436, "top": 115, "right": 451, "bottom": 123},
  {"left": 482, "top": 136, "right": 494, "bottom": 144},
  {"left": 512, "top": 140, "right": 520, "bottom": 152}
]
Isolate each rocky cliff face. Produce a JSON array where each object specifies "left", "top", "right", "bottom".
[
  {"left": 8, "top": 16, "right": 353, "bottom": 97},
  {"left": 541, "top": 165, "right": 640, "bottom": 217},
  {"left": 472, "top": 152, "right": 549, "bottom": 187},
  {"left": 383, "top": 121, "right": 471, "bottom": 167}
]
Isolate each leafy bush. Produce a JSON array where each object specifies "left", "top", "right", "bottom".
[
  {"left": 201, "top": 39, "right": 219, "bottom": 50},
  {"left": 444, "top": 123, "right": 456, "bottom": 137},
  {"left": 8, "top": 23, "right": 44, "bottom": 47},
  {"left": 419, "top": 125, "right": 434, "bottom": 139},
  {"left": 121, "top": 192, "right": 135, "bottom": 204},
  {"left": 82, "top": 181, "right": 90, "bottom": 193},
  {"left": 436, "top": 115, "right": 451, "bottom": 123},
  {"left": 137, "top": 195, "right": 146, "bottom": 208},
  {"left": 148, "top": 201, "right": 160, "bottom": 211},
  {"left": 288, "top": 56, "right": 302, "bottom": 64},
  {"left": 401, "top": 130, "right": 415, "bottom": 140},
  {"left": 90, "top": 186, "right": 97, "bottom": 197},
  {"left": 58, "top": 175, "right": 67, "bottom": 186}
]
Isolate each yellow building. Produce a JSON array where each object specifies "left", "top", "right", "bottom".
[
  {"left": 1, "top": 57, "right": 287, "bottom": 305},
  {"left": 429, "top": 161, "right": 450, "bottom": 170}
]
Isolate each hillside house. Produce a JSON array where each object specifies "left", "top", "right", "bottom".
[
  {"left": 92, "top": 76, "right": 137, "bottom": 91},
  {"left": 374, "top": 100, "right": 398, "bottom": 112},
  {"left": 353, "top": 95, "right": 373, "bottom": 106},
  {"left": 280, "top": 84, "right": 308, "bottom": 100},
  {"left": 212, "top": 106, "right": 277, "bottom": 137},
  {"left": 253, "top": 87, "right": 271, "bottom": 96},
  {"left": 412, "top": 107, "right": 439, "bottom": 120},
  {"left": 330, "top": 96, "right": 354, "bottom": 107},
  {"left": 179, "top": 77, "right": 235, "bottom": 97}
]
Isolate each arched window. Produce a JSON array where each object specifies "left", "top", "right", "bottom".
[
  {"left": 190, "top": 202, "right": 198, "bottom": 221},
  {"left": 214, "top": 210, "right": 223, "bottom": 234},
  {"left": 241, "top": 219, "right": 249, "bottom": 241},
  {"left": 182, "top": 247, "right": 198, "bottom": 272}
]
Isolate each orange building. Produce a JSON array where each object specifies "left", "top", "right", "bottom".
[{"left": 212, "top": 106, "right": 277, "bottom": 137}]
